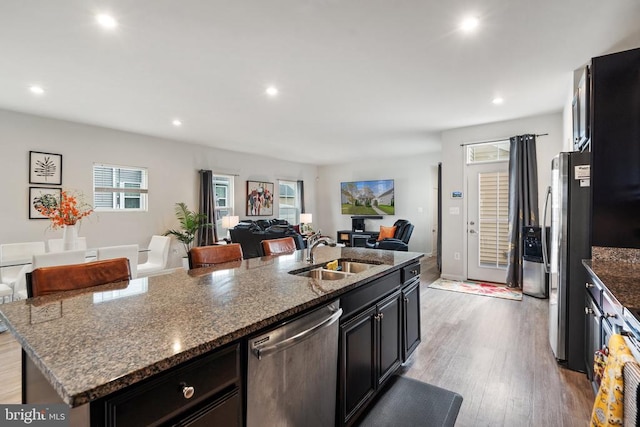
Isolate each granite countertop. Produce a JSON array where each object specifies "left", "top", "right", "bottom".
[
  {"left": 583, "top": 259, "right": 640, "bottom": 309},
  {"left": 0, "top": 246, "right": 422, "bottom": 407}
]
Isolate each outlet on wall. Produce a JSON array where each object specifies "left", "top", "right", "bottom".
[{"left": 454, "top": 252, "right": 460, "bottom": 260}]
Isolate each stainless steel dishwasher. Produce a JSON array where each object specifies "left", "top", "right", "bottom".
[{"left": 247, "top": 299, "right": 342, "bottom": 427}]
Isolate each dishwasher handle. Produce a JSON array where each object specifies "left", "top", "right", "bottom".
[{"left": 252, "top": 307, "right": 343, "bottom": 360}]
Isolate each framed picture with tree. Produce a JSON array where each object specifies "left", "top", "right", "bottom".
[{"left": 29, "top": 151, "right": 62, "bottom": 185}]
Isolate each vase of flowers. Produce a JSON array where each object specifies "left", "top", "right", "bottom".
[{"left": 33, "top": 189, "right": 94, "bottom": 249}]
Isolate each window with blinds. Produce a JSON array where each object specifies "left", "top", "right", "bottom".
[
  {"left": 93, "top": 164, "right": 148, "bottom": 211},
  {"left": 467, "top": 140, "right": 510, "bottom": 164},
  {"left": 278, "top": 180, "right": 299, "bottom": 224},
  {"left": 214, "top": 174, "right": 234, "bottom": 236},
  {"left": 478, "top": 171, "right": 509, "bottom": 267}
]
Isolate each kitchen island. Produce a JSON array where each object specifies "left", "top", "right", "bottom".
[{"left": 0, "top": 246, "right": 423, "bottom": 426}]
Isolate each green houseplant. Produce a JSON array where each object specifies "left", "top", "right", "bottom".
[{"left": 164, "top": 202, "right": 211, "bottom": 255}]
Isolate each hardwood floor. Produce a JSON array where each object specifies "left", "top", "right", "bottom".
[
  {"left": 0, "top": 324, "right": 21, "bottom": 404},
  {"left": 0, "top": 257, "right": 594, "bottom": 426},
  {"left": 396, "top": 257, "right": 594, "bottom": 426}
]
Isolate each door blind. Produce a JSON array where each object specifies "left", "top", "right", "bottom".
[{"left": 478, "top": 171, "right": 509, "bottom": 267}]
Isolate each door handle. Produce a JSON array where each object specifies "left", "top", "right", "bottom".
[{"left": 469, "top": 229, "right": 477, "bottom": 234}]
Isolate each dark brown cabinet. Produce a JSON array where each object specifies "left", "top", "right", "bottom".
[
  {"left": 91, "top": 344, "right": 242, "bottom": 427},
  {"left": 340, "top": 291, "right": 401, "bottom": 426},
  {"left": 402, "top": 278, "right": 421, "bottom": 361}
]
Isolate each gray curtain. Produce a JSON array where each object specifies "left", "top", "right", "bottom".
[
  {"left": 198, "top": 170, "right": 218, "bottom": 246},
  {"left": 297, "top": 180, "right": 305, "bottom": 214},
  {"left": 505, "top": 134, "right": 539, "bottom": 288}
]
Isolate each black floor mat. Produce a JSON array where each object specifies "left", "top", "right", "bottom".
[{"left": 356, "top": 375, "right": 463, "bottom": 427}]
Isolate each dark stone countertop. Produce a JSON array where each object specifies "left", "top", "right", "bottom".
[
  {"left": 0, "top": 246, "right": 423, "bottom": 407},
  {"left": 583, "top": 259, "right": 640, "bottom": 310}
]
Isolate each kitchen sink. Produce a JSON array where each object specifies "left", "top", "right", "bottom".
[
  {"left": 294, "top": 268, "right": 352, "bottom": 280},
  {"left": 289, "top": 258, "right": 382, "bottom": 280}
]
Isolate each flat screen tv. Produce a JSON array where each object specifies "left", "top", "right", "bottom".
[{"left": 341, "top": 179, "right": 394, "bottom": 215}]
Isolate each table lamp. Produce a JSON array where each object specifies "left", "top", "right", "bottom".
[
  {"left": 221, "top": 215, "right": 240, "bottom": 241},
  {"left": 300, "top": 213, "right": 312, "bottom": 234}
]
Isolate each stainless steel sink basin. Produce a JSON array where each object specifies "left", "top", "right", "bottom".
[
  {"left": 336, "top": 261, "right": 376, "bottom": 273},
  {"left": 289, "top": 258, "right": 382, "bottom": 280},
  {"left": 295, "top": 268, "right": 351, "bottom": 280}
]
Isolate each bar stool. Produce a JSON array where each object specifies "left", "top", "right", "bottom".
[
  {"left": 188, "top": 244, "right": 243, "bottom": 269},
  {"left": 27, "top": 258, "right": 131, "bottom": 298},
  {"left": 262, "top": 237, "right": 296, "bottom": 256}
]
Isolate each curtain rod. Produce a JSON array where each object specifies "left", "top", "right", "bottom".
[
  {"left": 199, "top": 169, "right": 240, "bottom": 176},
  {"left": 459, "top": 133, "right": 548, "bottom": 147}
]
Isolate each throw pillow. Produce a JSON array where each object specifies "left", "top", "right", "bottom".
[{"left": 377, "top": 225, "right": 397, "bottom": 241}]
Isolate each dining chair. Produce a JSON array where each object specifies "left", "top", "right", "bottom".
[
  {"left": 261, "top": 237, "right": 296, "bottom": 256},
  {"left": 33, "top": 250, "right": 87, "bottom": 269},
  {"left": 47, "top": 237, "right": 88, "bottom": 253},
  {"left": 188, "top": 244, "right": 243, "bottom": 269},
  {"left": 97, "top": 244, "right": 139, "bottom": 279},
  {"left": 137, "top": 235, "right": 171, "bottom": 277},
  {"left": 0, "top": 241, "right": 46, "bottom": 292},
  {"left": 27, "top": 258, "right": 131, "bottom": 298}
]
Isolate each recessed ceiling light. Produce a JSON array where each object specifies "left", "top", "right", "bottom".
[
  {"left": 172, "top": 119, "right": 182, "bottom": 127},
  {"left": 492, "top": 97, "right": 504, "bottom": 105},
  {"left": 265, "top": 86, "right": 279, "bottom": 97},
  {"left": 96, "top": 13, "right": 118, "bottom": 29},
  {"left": 460, "top": 16, "right": 479, "bottom": 33},
  {"left": 29, "top": 85, "right": 45, "bottom": 95}
]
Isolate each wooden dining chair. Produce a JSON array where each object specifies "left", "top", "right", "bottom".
[
  {"left": 188, "top": 244, "right": 243, "bottom": 269},
  {"left": 27, "top": 258, "right": 131, "bottom": 298},
  {"left": 261, "top": 237, "right": 296, "bottom": 256}
]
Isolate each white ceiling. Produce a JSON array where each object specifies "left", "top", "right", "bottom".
[{"left": 2, "top": 1, "right": 640, "bottom": 165}]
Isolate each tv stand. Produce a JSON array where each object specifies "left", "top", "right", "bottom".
[{"left": 337, "top": 230, "right": 380, "bottom": 247}]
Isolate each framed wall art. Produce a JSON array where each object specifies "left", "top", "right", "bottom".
[
  {"left": 246, "top": 181, "right": 274, "bottom": 216},
  {"left": 29, "top": 187, "right": 61, "bottom": 219},
  {"left": 29, "top": 151, "right": 62, "bottom": 185}
]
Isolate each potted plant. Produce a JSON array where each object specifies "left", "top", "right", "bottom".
[{"left": 164, "top": 203, "right": 211, "bottom": 266}]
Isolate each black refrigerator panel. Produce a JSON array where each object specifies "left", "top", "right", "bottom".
[
  {"left": 591, "top": 47, "right": 640, "bottom": 249},
  {"left": 564, "top": 151, "right": 591, "bottom": 372}
]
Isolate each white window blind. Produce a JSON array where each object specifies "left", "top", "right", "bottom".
[
  {"left": 93, "top": 164, "right": 148, "bottom": 211},
  {"left": 278, "top": 180, "right": 299, "bottom": 224},
  {"left": 478, "top": 171, "right": 509, "bottom": 267}
]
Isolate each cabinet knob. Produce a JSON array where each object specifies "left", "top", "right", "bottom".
[
  {"left": 585, "top": 307, "right": 594, "bottom": 315},
  {"left": 411, "top": 270, "right": 419, "bottom": 275},
  {"left": 181, "top": 384, "right": 195, "bottom": 399},
  {"left": 604, "top": 312, "right": 617, "bottom": 319},
  {"left": 404, "top": 297, "right": 409, "bottom": 304},
  {"left": 379, "top": 313, "right": 384, "bottom": 320},
  {"left": 585, "top": 282, "right": 595, "bottom": 289}
]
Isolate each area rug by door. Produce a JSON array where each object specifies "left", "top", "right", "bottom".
[{"left": 427, "top": 278, "right": 522, "bottom": 301}]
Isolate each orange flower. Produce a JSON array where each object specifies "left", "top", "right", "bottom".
[{"left": 33, "top": 190, "right": 93, "bottom": 229}]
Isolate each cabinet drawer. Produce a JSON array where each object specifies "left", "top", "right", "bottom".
[
  {"left": 601, "top": 290, "right": 624, "bottom": 331},
  {"left": 585, "top": 276, "right": 602, "bottom": 306},
  {"left": 100, "top": 344, "right": 239, "bottom": 427},
  {"left": 401, "top": 263, "right": 420, "bottom": 284},
  {"left": 341, "top": 270, "right": 401, "bottom": 320}
]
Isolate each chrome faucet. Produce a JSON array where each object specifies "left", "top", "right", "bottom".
[{"left": 307, "top": 236, "right": 336, "bottom": 264}]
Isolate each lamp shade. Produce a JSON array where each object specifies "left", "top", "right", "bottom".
[
  {"left": 300, "top": 213, "right": 312, "bottom": 224},
  {"left": 221, "top": 215, "right": 240, "bottom": 228}
]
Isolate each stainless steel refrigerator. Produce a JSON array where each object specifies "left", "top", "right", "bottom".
[{"left": 543, "top": 151, "right": 591, "bottom": 372}]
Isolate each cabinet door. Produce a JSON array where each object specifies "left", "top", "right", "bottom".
[
  {"left": 377, "top": 291, "right": 401, "bottom": 386},
  {"left": 175, "top": 390, "right": 241, "bottom": 427},
  {"left": 340, "top": 306, "right": 376, "bottom": 424},
  {"left": 402, "top": 279, "right": 421, "bottom": 361},
  {"left": 584, "top": 293, "right": 601, "bottom": 384}
]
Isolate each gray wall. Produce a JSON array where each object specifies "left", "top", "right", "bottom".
[
  {"left": 0, "top": 109, "right": 318, "bottom": 268},
  {"left": 439, "top": 112, "right": 565, "bottom": 280},
  {"left": 316, "top": 145, "right": 442, "bottom": 255}
]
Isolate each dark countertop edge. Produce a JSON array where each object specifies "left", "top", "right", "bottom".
[
  {"left": 15, "top": 254, "right": 423, "bottom": 407},
  {"left": 582, "top": 260, "right": 623, "bottom": 306}
]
